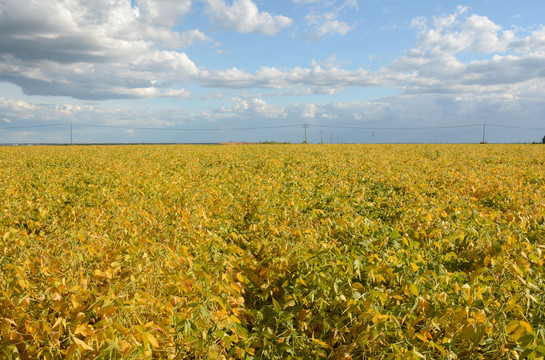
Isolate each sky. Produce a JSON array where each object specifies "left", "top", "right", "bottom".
[{"left": 1, "top": 0, "right": 545, "bottom": 144}]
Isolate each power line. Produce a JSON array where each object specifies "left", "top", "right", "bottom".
[
  {"left": 0, "top": 122, "right": 301, "bottom": 131},
  {"left": 73, "top": 122, "right": 301, "bottom": 131},
  {"left": 486, "top": 124, "right": 545, "bottom": 131},
  {"left": 312, "top": 123, "right": 482, "bottom": 130},
  {"left": 2, "top": 121, "right": 545, "bottom": 133},
  {"left": 313, "top": 123, "right": 545, "bottom": 131},
  {"left": 0, "top": 123, "right": 69, "bottom": 130}
]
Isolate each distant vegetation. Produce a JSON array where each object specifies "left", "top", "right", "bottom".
[
  {"left": 1, "top": 144, "right": 545, "bottom": 359},
  {"left": 219, "top": 141, "right": 291, "bottom": 145}
]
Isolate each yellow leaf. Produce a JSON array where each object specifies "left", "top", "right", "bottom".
[
  {"left": 352, "top": 282, "right": 364, "bottom": 292},
  {"left": 505, "top": 295, "right": 520, "bottom": 312},
  {"left": 311, "top": 338, "right": 329, "bottom": 348},
  {"left": 53, "top": 317, "right": 63, "bottom": 329},
  {"left": 97, "top": 305, "right": 117, "bottom": 317},
  {"left": 144, "top": 332, "right": 159, "bottom": 348},
  {"left": 119, "top": 340, "right": 131, "bottom": 352},
  {"left": 73, "top": 337, "right": 94, "bottom": 351},
  {"left": 65, "top": 344, "right": 78, "bottom": 360},
  {"left": 506, "top": 320, "right": 520, "bottom": 334},
  {"left": 409, "top": 283, "right": 419, "bottom": 296},
  {"left": 416, "top": 332, "right": 429, "bottom": 343},
  {"left": 209, "top": 345, "right": 221, "bottom": 359},
  {"left": 433, "top": 342, "right": 446, "bottom": 354},
  {"left": 9, "top": 333, "right": 23, "bottom": 342},
  {"left": 112, "top": 322, "right": 130, "bottom": 335},
  {"left": 410, "top": 262, "right": 419, "bottom": 272},
  {"left": 512, "top": 327, "right": 525, "bottom": 342},
  {"left": 74, "top": 324, "right": 94, "bottom": 337},
  {"left": 520, "top": 320, "right": 532, "bottom": 333}
]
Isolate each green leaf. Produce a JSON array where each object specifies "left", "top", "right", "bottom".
[
  {"left": 517, "top": 334, "right": 534, "bottom": 347},
  {"left": 519, "top": 348, "right": 534, "bottom": 360}
]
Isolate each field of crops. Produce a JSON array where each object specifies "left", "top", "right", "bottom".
[{"left": 1, "top": 144, "right": 544, "bottom": 359}]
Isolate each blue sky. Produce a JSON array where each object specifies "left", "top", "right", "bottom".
[{"left": 1, "top": 0, "right": 545, "bottom": 143}]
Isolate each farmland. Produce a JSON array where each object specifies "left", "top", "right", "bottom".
[{"left": 1, "top": 144, "right": 545, "bottom": 359}]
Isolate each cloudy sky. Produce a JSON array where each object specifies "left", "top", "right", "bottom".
[{"left": 1, "top": 0, "right": 545, "bottom": 143}]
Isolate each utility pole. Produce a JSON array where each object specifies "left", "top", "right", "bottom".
[
  {"left": 302, "top": 124, "right": 309, "bottom": 143},
  {"left": 320, "top": 130, "right": 323, "bottom": 144},
  {"left": 330, "top": 134, "right": 333, "bottom": 144},
  {"left": 482, "top": 124, "right": 486, "bottom": 143},
  {"left": 70, "top": 123, "right": 73, "bottom": 145}
]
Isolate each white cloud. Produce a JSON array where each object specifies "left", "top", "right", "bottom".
[
  {"left": 0, "top": 97, "right": 37, "bottom": 120},
  {"left": 225, "top": 97, "right": 287, "bottom": 118},
  {"left": 0, "top": 97, "right": 184, "bottom": 127},
  {"left": 384, "top": 9, "right": 545, "bottom": 97},
  {"left": 0, "top": 0, "right": 206, "bottom": 100},
  {"left": 342, "top": 0, "right": 358, "bottom": 10},
  {"left": 320, "top": 55, "right": 340, "bottom": 69},
  {"left": 204, "top": 0, "right": 292, "bottom": 35},
  {"left": 293, "top": 0, "right": 324, "bottom": 3},
  {"left": 302, "top": 103, "right": 317, "bottom": 118},
  {"left": 197, "top": 59, "right": 375, "bottom": 92},
  {"left": 179, "top": 29, "right": 213, "bottom": 48},
  {"left": 318, "top": 19, "right": 353, "bottom": 36},
  {"left": 510, "top": 26, "right": 545, "bottom": 54},
  {"left": 298, "top": 0, "right": 356, "bottom": 39},
  {"left": 305, "top": 12, "right": 354, "bottom": 37},
  {"left": 201, "top": 92, "right": 224, "bottom": 100},
  {"left": 137, "top": 0, "right": 192, "bottom": 27},
  {"left": 415, "top": 12, "right": 513, "bottom": 54},
  {"left": 410, "top": 16, "right": 427, "bottom": 30},
  {"left": 113, "top": 87, "right": 191, "bottom": 99},
  {"left": 294, "top": 0, "right": 357, "bottom": 9}
]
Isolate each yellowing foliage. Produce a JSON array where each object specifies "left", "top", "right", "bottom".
[{"left": 1, "top": 144, "right": 545, "bottom": 359}]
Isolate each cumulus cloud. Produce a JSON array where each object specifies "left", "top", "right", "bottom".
[
  {"left": 179, "top": 29, "right": 213, "bottom": 48},
  {"left": 509, "top": 26, "right": 545, "bottom": 54},
  {"left": 305, "top": 12, "right": 354, "bottom": 38},
  {"left": 413, "top": 7, "right": 514, "bottom": 55},
  {"left": 0, "top": 0, "right": 205, "bottom": 100},
  {"left": 0, "top": 96, "right": 182, "bottom": 127},
  {"left": 302, "top": 103, "right": 317, "bottom": 119},
  {"left": 220, "top": 97, "right": 287, "bottom": 118},
  {"left": 384, "top": 8, "right": 545, "bottom": 96},
  {"left": 204, "top": 0, "right": 292, "bottom": 35},
  {"left": 4, "top": 3, "right": 544, "bottom": 102},
  {"left": 138, "top": 0, "right": 192, "bottom": 27},
  {"left": 196, "top": 60, "right": 375, "bottom": 91},
  {"left": 298, "top": 0, "right": 356, "bottom": 39},
  {"left": 0, "top": 97, "right": 36, "bottom": 120}
]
